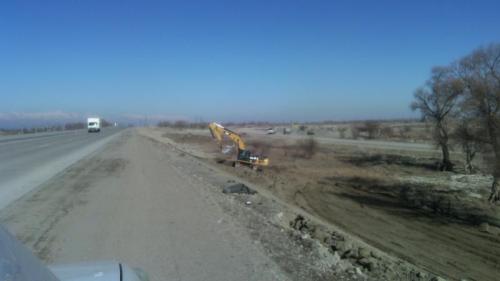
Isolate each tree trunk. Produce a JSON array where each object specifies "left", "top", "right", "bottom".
[
  {"left": 464, "top": 147, "right": 474, "bottom": 174},
  {"left": 489, "top": 177, "right": 500, "bottom": 203},
  {"left": 440, "top": 143, "right": 454, "bottom": 171},
  {"left": 487, "top": 120, "right": 499, "bottom": 203},
  {"left": 488, "top": 152, "right": 500, "bottom": 203},
  {"left": 437, "top": 123, "right": 453, "bottom": 171},
  {"left": 465, "top": 162, "right": 473, "bottom": 174}
]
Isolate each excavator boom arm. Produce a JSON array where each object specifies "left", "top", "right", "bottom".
[{"left": 208, "top": 122, "right": 246, "bottom": 150}]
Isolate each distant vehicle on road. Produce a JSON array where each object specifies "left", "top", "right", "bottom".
[
  {"left": 266, "top": 128, "right": 276, "bottom": 134},
  {"left": 87, "top": 118, "right": 101, "bottom": 133}
]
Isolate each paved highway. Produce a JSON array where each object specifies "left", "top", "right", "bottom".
[
  {"left": 0, "top": 129, "right": 288, "bottom": 281},
  {"left": 0, "top": 128, "right": 123, "bottom": 209}
]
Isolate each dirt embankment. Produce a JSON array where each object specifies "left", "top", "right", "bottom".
[{"left": 157, "top": 127, "right": 500, "bottom": 281}]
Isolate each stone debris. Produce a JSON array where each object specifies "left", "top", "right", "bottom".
[
  {"left": 479, "top": 222, "right": 490, "bottom": 233},
  {"left": 222, "top": 183, "right": 257, "bottom": 194}
]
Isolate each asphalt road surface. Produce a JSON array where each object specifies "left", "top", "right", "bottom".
[
  {"left": 0, "top": 129, "right": 287, "bottom": 281},
  {"left": 0, "top": 128, "right": 122, "bottom": 209}
]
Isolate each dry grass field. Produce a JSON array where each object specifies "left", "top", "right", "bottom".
[{"left": 157, "top": 122, "right": 500, "bottom": 281}]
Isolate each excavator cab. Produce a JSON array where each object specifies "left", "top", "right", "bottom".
[
  {"left": 236, "top": 149, "right": 269, "bottom": 168},
  {"left": 237, "top": 149, "right": 252, "bottom": 162}
]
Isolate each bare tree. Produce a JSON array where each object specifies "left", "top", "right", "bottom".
[
  {"left": 380, "top": 126, "right": 394, "bottom": 138},
  {"left": 411, "top": 67, "right": 461, "bottom": 171},
  {"left": 364, "top": 121, "right": 381, "bottom": 139},
  {"left": 338, "top": 127, "right": 347, "bottom": 139},
  {"left": 452, "top": 118, "right": 482, "bottom": 174},
  {"left": 350, "top": 125, "right": 360, "bottom": 139},
  {"left": 398, "top": 125, "right": 412, "bottom": 139},
  {"left": 64, "top": 122, "right": 86, "bottom": 130},
  {"left": 101, "top": 119, "right": 112, "bottom": 127},
  {"left": 295, "top": 138, "right": 318, "bottom": 159},
  {"left": 157, "top": 120, "right": 172, "bottom": 127},
  {"left": 173, "top": 120, "right": 188, "bottom": 129},
  {"left": 456, "top": 43, "right": 500, "bottom": 203}
]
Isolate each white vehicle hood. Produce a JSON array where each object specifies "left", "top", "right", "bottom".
[
  {"left": 1, "top": 225, "right": 144, "bottom": 281},
  {"left": 49, "top": 261, "right": 144, "bottom": 281}
]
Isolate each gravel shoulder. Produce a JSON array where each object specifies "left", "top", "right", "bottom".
[{"left": 0, "top": 128, "right": 361, "bottom": 281}]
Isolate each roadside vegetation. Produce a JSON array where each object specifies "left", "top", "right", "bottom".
[{"left": 411, "top": 43, "right": 500, "bottom": 203}]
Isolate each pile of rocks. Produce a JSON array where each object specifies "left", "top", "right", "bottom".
[
  {"left": 287, "top": 214, "right": 450, "bottom": 280},
  {"left": 327, "top": 232, "right": 380, "bottom": 272}
]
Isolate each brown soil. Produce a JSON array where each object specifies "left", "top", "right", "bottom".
[{"left": 161, "top": 129, "right": 500, "bottom": 281}]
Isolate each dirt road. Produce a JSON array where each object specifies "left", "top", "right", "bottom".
[
  {"left": 1, "top": 130, "right": 290, "bottom": 281},
  {"left": 157, "top": 127, "right": 500, "bottom": 281},
  {"left": 238, "top": 127, "right": 437, "bottom": 153}
]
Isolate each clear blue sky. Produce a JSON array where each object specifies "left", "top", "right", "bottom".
[{"left": 1, "top": 0, "right": 499, "bottom": 124}]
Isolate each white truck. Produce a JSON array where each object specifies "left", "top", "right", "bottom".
[{"left": 87, "top": 117, "right": 101, "bottom": 133}]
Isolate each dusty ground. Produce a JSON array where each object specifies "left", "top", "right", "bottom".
[
  {"left": 155, "top": 126, "right": 500, "bottom": 281},
  {"left": 236, "top": 121, "right": 434, "bottom": 144},
  {"left": 1, "top": 129, "right": 380, "bottom": 281}
]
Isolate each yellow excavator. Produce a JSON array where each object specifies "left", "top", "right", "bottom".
[{"left": 208, "top": 122, "right": 269, "bottom": 169}]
